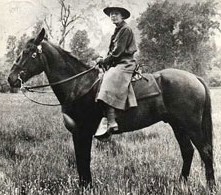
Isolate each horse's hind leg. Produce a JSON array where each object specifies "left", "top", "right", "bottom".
[
  {"left": 170, "top": 123, "right": 194, "bottom": 182},
  {"left": 188, "top": 125, "right": 215, "bottom": 189}
]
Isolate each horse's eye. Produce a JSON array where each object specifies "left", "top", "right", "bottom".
[{"left": 32, "top": 52, "right": 37, "bottom": 58}]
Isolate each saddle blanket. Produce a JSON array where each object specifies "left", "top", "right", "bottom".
[{"left": 132, "top": 73, "right": 161, "bottom": 100}]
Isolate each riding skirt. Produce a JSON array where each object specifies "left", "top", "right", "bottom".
[{"left": 96, "top": 58, "right": 137, "bottom": 110}]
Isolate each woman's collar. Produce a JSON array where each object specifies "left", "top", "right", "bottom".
[{"left": 115, "top": 21, "right": 126, "bottom": 29}]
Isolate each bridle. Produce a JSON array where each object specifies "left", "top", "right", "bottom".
[{"left": 16, "top": 44, "right": 100, "bottom": 106}]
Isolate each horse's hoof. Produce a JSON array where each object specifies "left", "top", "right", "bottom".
[{"left": 207, "top": 180, "right": 216, "bottom": 194}]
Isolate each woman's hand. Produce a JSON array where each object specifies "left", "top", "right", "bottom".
[{"left": 96, "top": 56, "right": 104, "bottom": 66}]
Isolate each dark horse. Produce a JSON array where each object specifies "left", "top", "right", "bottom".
[{"left": 8, "top": 29, "right": 215, "bottom": 189}]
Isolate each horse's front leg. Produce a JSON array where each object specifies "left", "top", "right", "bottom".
[
  {"left": 63, "top": 113, "right": 93, "bottom": 187},
  {"left": 72, "top": 131, "right": 93, "bottom": 188}
]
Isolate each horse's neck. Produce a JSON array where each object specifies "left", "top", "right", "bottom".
[
  {"left": 42, "top": 42, "right": 99, "bottom": 104},
  {"left": 42, "top": 42, "right": 86, "bottom": 81}
]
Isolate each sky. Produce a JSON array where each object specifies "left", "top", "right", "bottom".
[{"left": 0, "top": 0, "right": 221, "bottom": 57}]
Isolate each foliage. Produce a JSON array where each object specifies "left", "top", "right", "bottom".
[
  {"left": 6, "top": 20, "right": 44, "bottom": 64},
  {"left": 137, "top": 0, "right": 220, "bottom": 76},
  {"left": 69, "top": 30, "right": 99, "bottom": 64},
  {"left": 31, "top": 20, "right": 44, "bottom": 38},
  {"left": 5, "top": 35, "right": 17, "bottom": 64},
  {"left": 208, "top": 66, "right": 221, "bottom": 87},
  {"left": 0, "top": 72, "right": 10, "bottom": 93},
  {"left": 16, "top": 34, "right": 30, "bottom": 57}
]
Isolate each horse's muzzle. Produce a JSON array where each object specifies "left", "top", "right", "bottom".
[{"left": 8, "top": 74, "right": 21, "bottom": 88}]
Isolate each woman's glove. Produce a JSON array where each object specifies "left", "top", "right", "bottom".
[
  {"left": 96, "top": 57, "right": 104, "bottom": 67},
  {"left": 96, "top": 55, "right": 114, "bottom": 70}
]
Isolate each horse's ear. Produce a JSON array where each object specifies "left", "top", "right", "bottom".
[{"left": 34, "top": 28, "right": 45, "bottom": 45}]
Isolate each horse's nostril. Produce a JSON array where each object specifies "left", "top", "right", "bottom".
[{"left": 8, "top": 76, "right": 13, "bottom": 86}]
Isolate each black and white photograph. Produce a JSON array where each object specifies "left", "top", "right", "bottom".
[{"left": 0, "top": 0, "right": 221, "bottom": 194}]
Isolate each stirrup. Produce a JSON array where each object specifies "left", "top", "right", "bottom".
[{"left": 107, "top": 122, "right": 118, "bottom": 132}]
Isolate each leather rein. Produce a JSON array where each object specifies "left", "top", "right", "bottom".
[{"left": 19, "top": 64, "right": 100, "bottom": 106}]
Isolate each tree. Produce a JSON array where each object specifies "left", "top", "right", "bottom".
[
  {"left": 16, "top": 33, "right": 30, "bottom": 56},
  {"left": 32, "top": 20, "right": 44, "bottom": 38},
  {"left": 69, "top": 30, "right": 98, "bottom": 64},
  {"left": 44, "top": 14, "right": 53, "bottom": 39},
  {"left": 41, "top": 0, "right": 82, "bottom": 48},
  {"left": 5, "top": 35, "right": 17, "bottom": 64},
  {"left": 58, "top": 0, "right": 81, "bottom": 47},
  {"left": 137, "top": 0, "right": 220, "bottom": 76},
  {"left": 5, "top": 33, "right": 30, "bottom": 64},
  {"left": 4, "top": 36, "right": 18, "bottom": 92}
]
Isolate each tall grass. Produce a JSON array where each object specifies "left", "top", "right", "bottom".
[{"left": 0, "top": 90, "right": 220, "bottom": 194}]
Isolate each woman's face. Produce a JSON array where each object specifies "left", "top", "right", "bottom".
[{"left": 110, "top": 10, "right": 124, "bottom": 25}]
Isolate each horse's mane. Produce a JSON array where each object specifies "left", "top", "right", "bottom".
[{"left": 51, "top": 43, "right": 91, "bottom": 69}]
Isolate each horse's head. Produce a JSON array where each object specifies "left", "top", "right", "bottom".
[{"left": 8, "top": 28, "right": 46, "bottom": 88}]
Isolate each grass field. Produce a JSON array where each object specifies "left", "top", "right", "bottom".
[{"left": 0, "top": 89, "right": 221, "bottom": 194}]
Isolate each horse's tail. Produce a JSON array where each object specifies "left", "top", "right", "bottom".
[{"left": 197, "top": 77, "right": 213, "bottom": 149}]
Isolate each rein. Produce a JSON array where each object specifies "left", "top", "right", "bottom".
[
  {"left": 20, "top": 89, "right": 61, "bottom": 106},
  {"left": 24, "top": 65, "right": 97, "bottom": 90},
  {"left": 20, "top": 64, "right": 99, "bottom": 106}
]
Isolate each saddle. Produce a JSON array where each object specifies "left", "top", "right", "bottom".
[{"left": 131, "top": 71, "right": 161, "bottom": 100}]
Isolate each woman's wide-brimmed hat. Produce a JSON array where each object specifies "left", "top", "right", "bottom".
[{"left": 103, "top": 6, "right": 130, "bottom": 19}]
